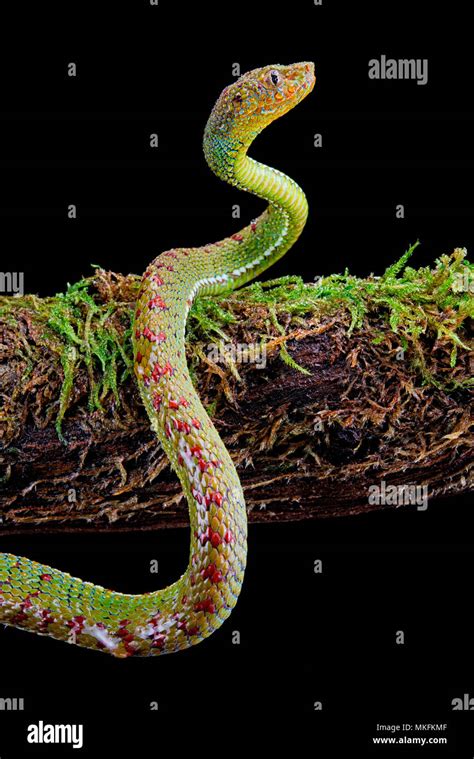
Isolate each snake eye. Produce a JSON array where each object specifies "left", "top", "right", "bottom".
[{"left": 267, "top": 70, "right": 280, "bottom": 87}]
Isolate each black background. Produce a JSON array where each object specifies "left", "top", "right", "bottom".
[{"left": 0, "top": 0, "right": 473, "bottom": 755}]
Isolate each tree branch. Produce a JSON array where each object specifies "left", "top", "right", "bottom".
[{"left": 0, "top": 249, "right": 472, "bottom": 534}]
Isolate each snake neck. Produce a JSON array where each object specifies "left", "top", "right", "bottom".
[{"left": 203, "top": 131, "right": 308, "bottom": 279}]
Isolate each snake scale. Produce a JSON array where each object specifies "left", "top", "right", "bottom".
[{"left": 0, "top": 62, "right": 315, "bottom": 657}]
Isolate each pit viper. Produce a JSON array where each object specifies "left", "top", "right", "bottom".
[{"left": 0, "top": 62, "right": 315, "bottom": 657}]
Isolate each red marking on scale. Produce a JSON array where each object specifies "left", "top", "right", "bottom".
[
  {"left": 204, "top": 490, "right": 224, "bottom": 509},
  {"left": 143, "top": 326, "right": 166, "bottom": 343},
  {"left": 191, "top": 418, "right": 201, "bottom": 429},
  {"left": 151, "top": 634, "right": 166, "bottom": 649},
  {"left": 11, "top": 612, "right": 28, "bottom": 624},
  {"left": 148, "top": 295, "right": 168, "bottom": 310},
  {"left": 151, "top": 363, "right": 162, "bottom": 382},
  {"left": 172, "top": 419, "right": 192, "bottom": 435},
  {"left": 39, "top": 609, "right": 54, "bottom": 628},
  {"left": 151, "top": 360, "right": 174, "bottom": 382},
  {"left": 40, "top": 574, "right": 52, "bottom": 582},
  {"left": 202, "top": 564, "right": 223, "bottom": 584},
  {"left": 194, "top": 597, "right": 216, "bottom": 614},
  {"left": 66, "top": 615, "right": 85, "bottom": 634},
  {"left": 152, "top": 392, "right": 162, "bottom": 411},
  {"left": 199, "top": 528, "right": 210, "bottom": 548},
  {"left": 200, "top": 526, "right": 221, "bottom": 547},
  {"left": 232, "top": 233, "right": 244, "bottom": 242},
  {"left": 212, "top": 491, "right": 223, "bottom": 507}
]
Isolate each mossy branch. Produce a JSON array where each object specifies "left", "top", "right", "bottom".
[{"left": 0, "top": 247, "right": 472, "bottom": 533}]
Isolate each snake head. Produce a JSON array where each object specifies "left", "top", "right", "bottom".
[
  {"left": 208, "top": 62, "right": 315, "bottom": 142},
  {"left": 203, "top": 62, "right": 315, "bottom": 179}
]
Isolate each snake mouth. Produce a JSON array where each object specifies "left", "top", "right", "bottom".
[
  {"left": 275, "top": 62, "right": 316, "bottom": 106},
  {"left": 296, "top": 61, "right": 316, "bottom": 95}
]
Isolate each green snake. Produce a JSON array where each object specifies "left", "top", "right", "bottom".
[{"left": 0, "top": 62, "right": 315, "bottom": 657}]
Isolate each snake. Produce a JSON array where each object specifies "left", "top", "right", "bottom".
[{"left": 0, "top": 62, "right": 315, "bottom": 657}]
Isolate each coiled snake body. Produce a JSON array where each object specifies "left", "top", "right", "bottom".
[{"left": 0, "top": 62, "right": 315, "bottom": 656}]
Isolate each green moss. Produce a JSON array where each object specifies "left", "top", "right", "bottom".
[
  {"left": 0, "top": 245, "right": 471, "bottom": 440},
  {"left": 190, "top": 243, "right": 472, "bottom": 389},
  {"left": 56, "top": 345, "right": 77, "bottom": 441},
  {"left": 267, "top": 302, "right": 311, "bottom": 376},
  {"left": 44, "top": 280, "right": 135, "bottom": 429}
]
